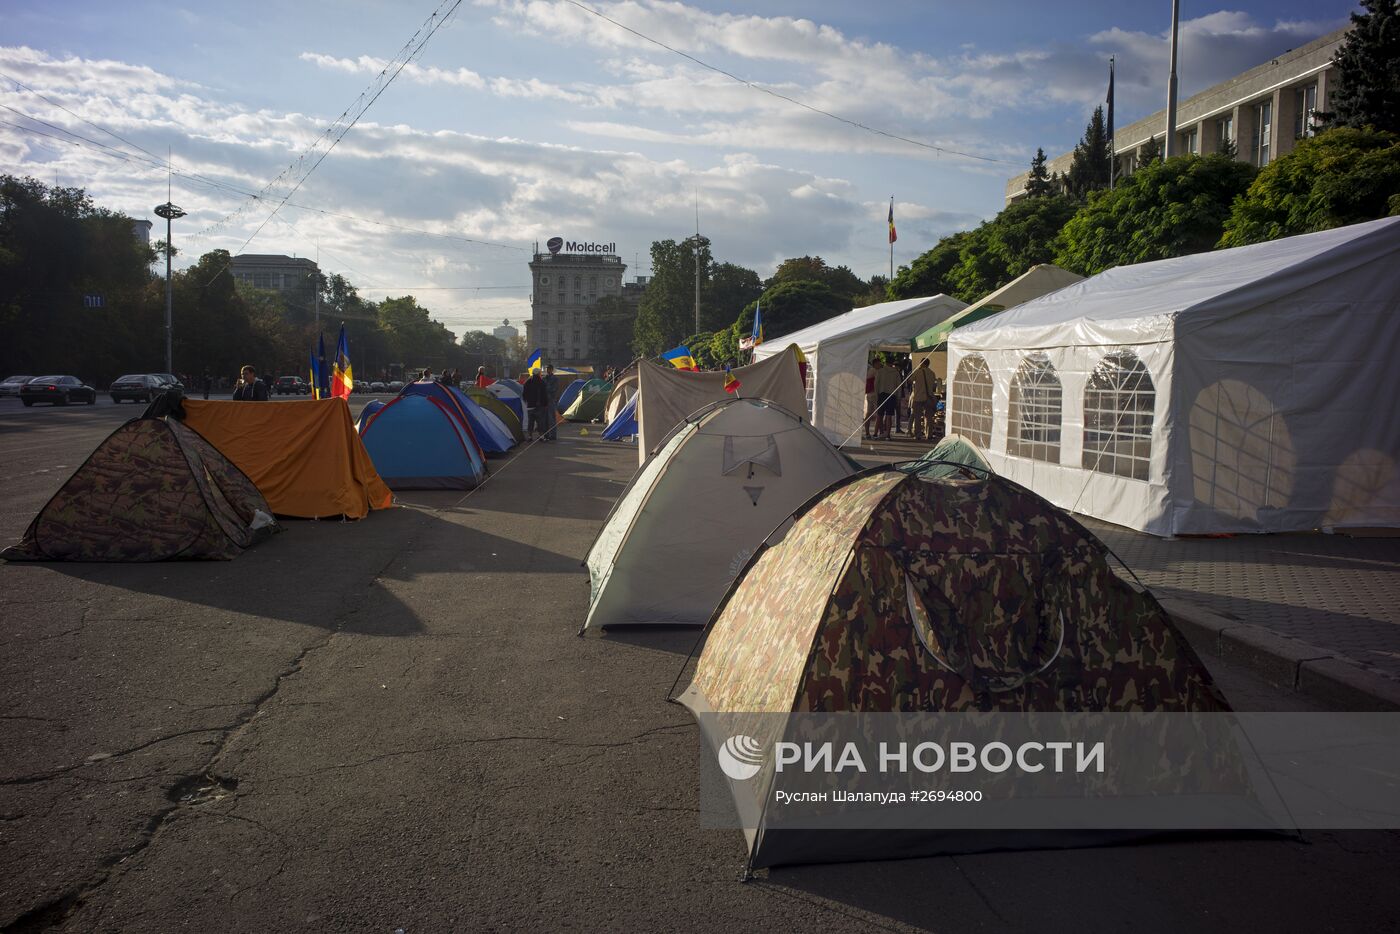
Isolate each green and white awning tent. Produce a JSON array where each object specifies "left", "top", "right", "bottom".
[
  {"left": 582, "top": 398, "right": 855, "bottom": 631},
  {"left": 911, "top": 264, "right": 1082, "bottom": 355}
]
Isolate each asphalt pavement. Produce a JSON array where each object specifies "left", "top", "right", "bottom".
[{"left": 2, "top": 399, "right": 1399, "bottom": 933}]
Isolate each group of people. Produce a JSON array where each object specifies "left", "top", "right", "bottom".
[
  {"left": 864, "top": 354, "right": 944, "bottom": 442},
  {"left": 521, "top": 365, "right": 560, "bottom": 442}
]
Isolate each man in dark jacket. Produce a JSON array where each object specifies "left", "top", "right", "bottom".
[
  {"left": 232, "top": 365, "right": 269, "bottom": 401},
  {"left": 522, "top": 371, "right": 551, "bottom": 441}
]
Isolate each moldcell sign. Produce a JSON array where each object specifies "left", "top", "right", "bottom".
[{"left": 546, "top": 236, "right": 616, "bottom": 255}]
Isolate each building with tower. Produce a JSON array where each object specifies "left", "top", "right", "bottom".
[{"left": 526, "top": 238, "right": 627, "bottom": 367}]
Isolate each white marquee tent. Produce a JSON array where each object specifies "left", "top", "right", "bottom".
[
  {"left": 753, "top": 294, "right": 966, "bottom": 444},
  {"left": 946, "top": 216, "right": 1400, "bottom": 537}
]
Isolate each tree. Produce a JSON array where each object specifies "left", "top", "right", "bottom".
[
  {"left": 1219, "top": 128, "right": 1400, "bottom": 247},
  {"left": 729, "top": 280, "right": 845, "bottom": 354},
  {"left": 1067, "top": 106, "right": 1113, "bottom": 197},
  {"left": 887, "top": 230, "right": 974, "bottom": 300},
  {"left": 587, "top": 294, "right": 637, "bottom": 371},
  {"left": 947, "top": 195, "right": 1078, "bottom": 300},
  {"left": 769, "top": 255, "right": 867, "bottom": 301},
  {"left": 1138, "top": 136, "right": 1162, "bottom": 166},
  {"left": 1025, "top": 147, "right": 1054, "bottom": 197},
  {"left": 706, "top": 262, "right": 763, "bottom": 330},
  {"left": 1327, "top": 0, "right": 1400, "bottom": 134},
  {"left": 1055, "top": 154, "right": 1257, "bottom": 275},
  {"left": 460, "top": 330, "right": 510, "bottom": 375},
  {"left": 633, "top": 236, "right": 712, "bottom": 356}
]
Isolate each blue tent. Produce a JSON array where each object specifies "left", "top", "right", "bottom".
[
  {"left": 556, "top": 378, "right": 587, "bottom": 413},
  {"left": 358, "top": 394, "right": 487, "bottom": 489},
  {"left": 356, "top": 399, "right": 387, "bottom": 432},
  {"left": 601, "top": 394, "right": 638, "bottom": 441},
  {"left": 483, "top": 381, "right": 526, "bottom": 426},
  {"left": 399, "top": 380, "right": 513, "bottom": 455}
]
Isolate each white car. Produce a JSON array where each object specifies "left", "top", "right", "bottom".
[{"left": 0, "top": 375, "right": 34, "bottom": 397}]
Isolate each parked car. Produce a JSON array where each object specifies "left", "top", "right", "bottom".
[
  {"left": 0, "top": 375, "right": 34, "bottom": 397},
  {"left": 354, "top": 380, "right": 369, "bottom": 393},
  {"left": 21, "top": 375, "right": 97, "bottom": 406},
  {"left": 109, "top": 374, "right": 179, "bottom": 403},
  {"left": 387, "top": 380, "right": 405, "bottom": 392},
  {"left": 369, "top": 381, "right": 387, "bottom": 392},
  {"left": 150, "top": 373, "right": 184, "bottom": 391},
  {"left": 274, "top": 376, "right": 311, "bottom": 395}
]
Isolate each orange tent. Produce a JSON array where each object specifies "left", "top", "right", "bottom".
[{"left": 182, "top": 398, "right": 393, "bottom": 519}]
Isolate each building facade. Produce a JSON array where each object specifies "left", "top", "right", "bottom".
[
  {"left": 526, "top": 242, "right": 627, "bottom": 366},
  {"left": 230, "top": 254, "right": 320, "bottom": 292},
  {"left": 1005, "top": 28, "right": 1347, "bottom": 203}
]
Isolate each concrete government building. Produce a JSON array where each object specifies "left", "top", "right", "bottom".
[
  {"left": 1006, "top": 27, "right": 1347, "bottom": 203},
  {"left": 526, "top": 239, "right": 628, "bottom": 367}
]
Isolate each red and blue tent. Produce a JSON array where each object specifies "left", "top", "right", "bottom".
[{"left": 358, "top": 394, "right": 486, "bottom": 489}]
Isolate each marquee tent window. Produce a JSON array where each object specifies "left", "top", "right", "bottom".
[
  {"left": 1007, "top": 353, "right": 1062, "bottom": 462},
  {"left": 1082, "top": 351, "right": 1155, "bottom": 481},
  {"left": 950, "top": 354, "right": 994, "bottom": 448}
]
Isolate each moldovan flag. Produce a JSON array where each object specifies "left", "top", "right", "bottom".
[
  {"left": 526, "top": 348, "right": 543, "bottom": 373},
  {"left": 662, "top": 345, "right": 697, "bottom": 371},
  {"left": 888, "top": 199, "right": 897, "bottom": 244},
  {"left": 331, "top": 323, "right": 353, "bottom": 400},
  {"left": 723, "top": 365, "right": 741, "bottom": 394}
]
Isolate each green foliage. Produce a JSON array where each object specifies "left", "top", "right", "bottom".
[
  {"left": 1067, "top": 106, "right": 1113, "bottom": 197},
  {"left": 1328, "top": 0, "right": 1400, "bottom": 134},
  {"left": 1054, "top": 154, "right": 1257, "bottom": 275},
  {"left": 1219, "top": 128, "right": 1400, "bottom": 247},
  {"left": 1138, "top": 137, "right": 1162, "bottom": 165},
  {"left": 889, "top": 196, "right": 1077, "bottom": 303},
  {"left": 587, "top": 294, "right": 637, "bottom": 370},
  {"left": 730, "top": 279, "right": 845, "bottom": 352},
  {"left": 769, "top": 255, "right": 867, "bottom": 301},
  {"left": 1025, "top": 147, "right": 1054, "bottom": 197},
  {"left": 707, "top": 262, "right": 764, "bottom": 328},
  {"left": 632, "top": 236, "right": 713, "bottom": 356}
]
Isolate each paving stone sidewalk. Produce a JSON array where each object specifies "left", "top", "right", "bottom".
[{"left": 1084, "top": 521, "right": 1400, "bottom": 690}]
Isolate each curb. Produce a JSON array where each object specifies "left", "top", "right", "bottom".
[{"left": 1160, "top": 597, "right": 1400, "bottom": 711}]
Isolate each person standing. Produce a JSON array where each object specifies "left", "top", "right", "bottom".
[
  {"left": 909, "top": 358, "right": 939, "bottom": 441},
  {"left": 874, "top": 356, "right": 901, "bottom": 440},
  {"left": 543, "top": 364, "right": 560, "bottom": 441},
  {"left": 474, "top": 366, "right": 492, "bottom": 388},
  {"left": 522, "top": 369, "right": 550, "bottom": 441},
  {"left": 232, "top": 365, "right": 269, "bottom": 401},
  {"left": 864, "top": 357, "right": 878, "bottom": 439}
]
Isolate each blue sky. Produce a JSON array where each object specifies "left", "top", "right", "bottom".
[{"left": 1, "top": 1, "right": 1352, "bottom": 334}]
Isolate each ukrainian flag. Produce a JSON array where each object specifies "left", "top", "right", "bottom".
[
  {"left": 662, "top": 345, "right": 697, "bottom": 371},
  {"left": 526, "top": 348, "right": 543, "bottom": 373}
]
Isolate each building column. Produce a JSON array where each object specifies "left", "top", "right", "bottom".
[{"left": 1273, "top": 86, "right": 1296, "bottom": 161}]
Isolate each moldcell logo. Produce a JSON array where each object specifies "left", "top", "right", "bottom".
[{"left": 547, "top": 237, "right": 616, "bottom": 255}]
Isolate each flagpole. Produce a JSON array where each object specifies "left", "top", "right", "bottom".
[
  {"left": 1165, "top": 0, "right": 1180, "bottom": 159},
  {"left": 1108, "top": 56, "right": 1116, "bottom": 188},
  {"left": 888, "top": 196, "right": 894, "bottom": 280}
]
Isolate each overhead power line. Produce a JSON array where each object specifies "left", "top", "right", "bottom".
[{"left": 559, "top": 0, "right": 1023, "bottom": 167}]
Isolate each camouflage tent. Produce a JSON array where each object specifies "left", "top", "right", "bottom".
[
  {"left": 2, "top": 417, "right": 278, "bottom": 562},
  {"left": 583, "top": 398, "right": 855, "bottom": 631},
  {"left": 679, "top": 466, "right": 1229, "bottom": 867}
]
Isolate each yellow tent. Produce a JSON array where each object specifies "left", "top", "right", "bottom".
[{"left": 182, "top": 398, "right": 392, "bottom": 519}]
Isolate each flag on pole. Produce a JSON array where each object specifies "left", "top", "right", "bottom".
[
  {"left": 661, "top": 345, "right": 697, "bottom": 371},
  {"left": 315, "top": 332, "right": 331, "bottom": 399},
  {"left": 723, "top": 365, "right": 741, "bottom": 394},
  {"left": 1107, "top": 57, "right": 1116, "bottom": 187},
  {"left": 740, "top": 302, "right": 763, "bottom": 351},
  {"left": 308, "top": 342, "right": 323, "bottom": 400},
  {"left": 331, "top": 323, "right": 352, "bottom": 399},
  {"left": 888, "top": 199, "right": 897, "bottom": 244},
  {"left": 526, "top": 348, "right": 543, "bottom": 373}
]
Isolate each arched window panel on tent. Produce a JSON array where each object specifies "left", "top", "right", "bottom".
[
  {"left": 1082, "top": 350, "right": 1155, "bottom": 481},
  {"left": 1007, "top": 353, "right": 1062, "bottom": 463},
  {"left": 950, "top": 354, "right": 993, "bottom": 449}
]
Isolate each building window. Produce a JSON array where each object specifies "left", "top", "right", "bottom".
[
  {"left": 588, "top": 276, "right": 596, "bottom": 290},
  {"left": 950, "top": 354, "right": 994, "bottom": 449},
  {"left": 556, "top": 311, "right": 564, "bottom": 323},
  {"left": 1295, "top": 85, "right": 1317, "bottom": 139},
  {"left": 1082, "top": 351, "right": 1154, "bottom": 481},
  {"left": 573, "top": 329, "right": 580, "bottom": 341},
  {"left": 1253, "top": 100, "right": 1272, "bottom": 165},
  {"left": 1217, "top": 115, "right": 1234, "bottom": 153},
  {"left": 573, "top": 276, "right": 581, "bottom": 289},
  {"left": 1183, "top": 127, "right": 1198, "bottom": 154},
  {"left": 1007, "top": 353, "right": 1062, "bottom": 463},
  {"left": 538, "top": 327, "right": 549, "bottom": 341},
  {"left": 574, "top": 292, "right": 581, "bottom": 303}
]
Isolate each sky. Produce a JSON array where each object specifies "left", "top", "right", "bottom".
[{"left": 1, "top": 0, "right": 1354, "bottom": 335}]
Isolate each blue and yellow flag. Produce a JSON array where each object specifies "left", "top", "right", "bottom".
[
  {"left": 526, "top": 348, "right": 543, "bottom": 373},
  {"left": 309, "top": 342, "right": 323, "bottom": 400},
  {"left": 661, "top": 345, "right": 697, "bottom": 371},
  {"left": 331, "top": 323, "right": 352, "bottom": 399}
]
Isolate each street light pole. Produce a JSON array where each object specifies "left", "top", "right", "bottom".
[{"left": 154, "top": 200, "right": 186, "bottom": 373}]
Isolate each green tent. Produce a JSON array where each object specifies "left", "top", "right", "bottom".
[
  {"left": 563, "top": 379, "right": 612, "bottom": 422},
  {"left": 465, "top": 387, "right": 525, "bottom": 442},
  {"left": 907, "top": 433, "right": 992, "bottom": 480}
]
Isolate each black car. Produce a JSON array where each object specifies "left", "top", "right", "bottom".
[
  {"left": 109, "top": 373, "right": 180, "bottom": 403},
  {"left": 21, "top": 375, "right": 97, "bottom": 406},
  {"left": 275, "top": 376, "right": 311, "bottom": 395}
]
